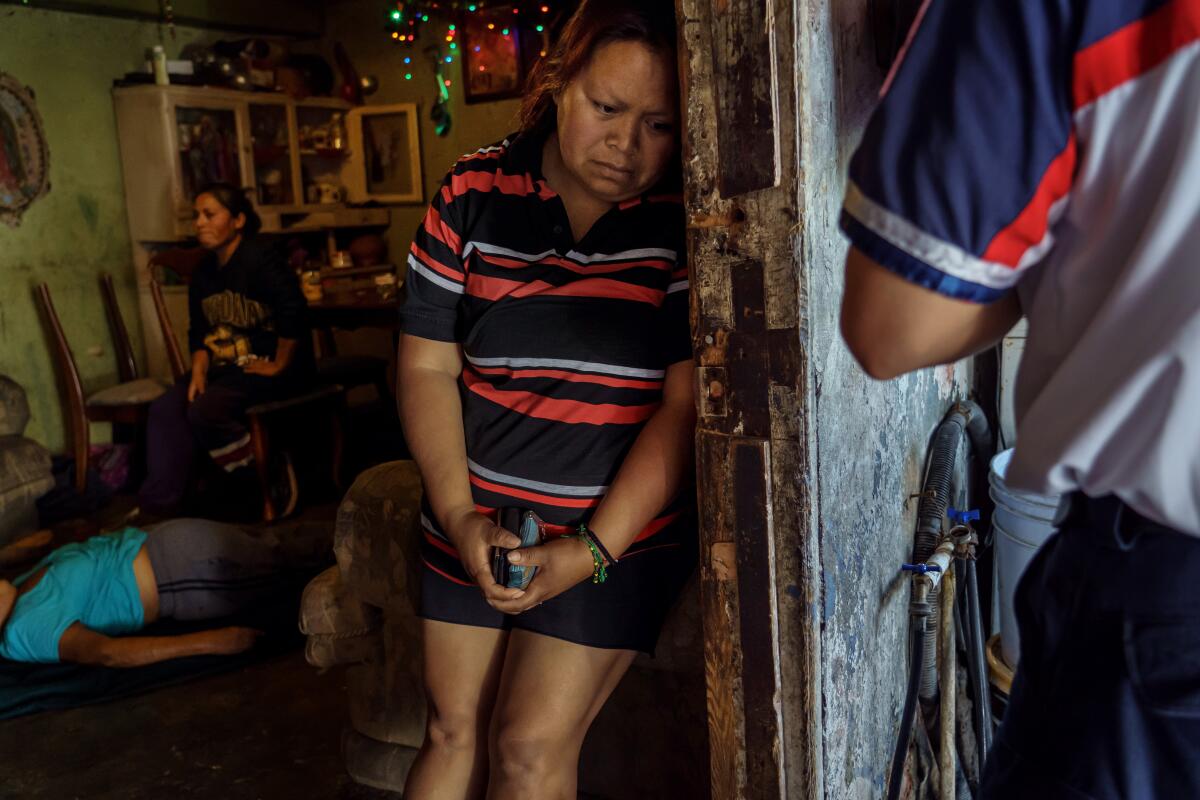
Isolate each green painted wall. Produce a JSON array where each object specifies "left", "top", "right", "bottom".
[
  {"left": 319, "top": 0, "right": 524, "bottom": 271},
  {"left": 0, "top": 7, "right": 218, "bottom": 452}
]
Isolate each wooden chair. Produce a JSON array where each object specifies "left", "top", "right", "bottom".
[
  {"left": 35, "top": 278, "right": 168, "bottom": 492},
  {"left": 147, "top": 253, "right": 345, "bottom": 522},
  {"left": 100, "top": 272, "right": 139, "bottom": 384}
]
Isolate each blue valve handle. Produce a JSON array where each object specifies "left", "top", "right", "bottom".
[
  {"left": 901, "top": 563, "right": 942, "bottom": 575},
  {"left": 948, "top": 507, "right": 981, "bottom": 524}
]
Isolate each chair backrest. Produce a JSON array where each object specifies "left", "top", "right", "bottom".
[
  {"left": 99, "top": 273, "right": 139, "bottom": 383},
  {"left": 34, "top": 283, "right": 88, "bottom": 452},
  {"left": 149, "top": 278, "right": 188, "bottom": 381},
  {"left": 147, "top": 247, "right": 206, "bottom": 382}
]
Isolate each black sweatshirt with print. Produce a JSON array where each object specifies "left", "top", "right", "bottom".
[{"left": 187, "top": 237, "right": 312, "bottom": 373}]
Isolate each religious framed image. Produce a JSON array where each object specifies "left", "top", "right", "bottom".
[
  {"left": 344, "top": 103, "right": 424, "bottom": 204},
  {"left": 461, "top": 8, "right": 527, "bottom": 103},
  {"left": 0, "top": 72, "right": 51, "bottom": 228}
]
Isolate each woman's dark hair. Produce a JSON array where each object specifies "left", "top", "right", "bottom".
[
  {"left": 197, "top": 183, "right": 262, "bottom": 237},
  {"left": 518, "top": 0, "right": 679, "bottom": 136}
]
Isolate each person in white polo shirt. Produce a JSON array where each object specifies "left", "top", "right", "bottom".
[{"left": 838, "top": 0, "right": 1200, "bottom": 797}]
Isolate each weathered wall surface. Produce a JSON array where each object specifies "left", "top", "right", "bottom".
[
  {"left": 0, "top": 7, "right": 218, "bottom": 453},
  {"left": 795, "top": 1, "right": 970, "bottom": 797},
  {"left": 677, "top": 0, "right": 973, "bottom": 796}
]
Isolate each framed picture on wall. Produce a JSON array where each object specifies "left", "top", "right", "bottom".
[
  {"left": 344, "top": 103, "right": 423, "bottom": 204},
  {"left": 461, "top": 8, "right": 527, "bottom": 103}
]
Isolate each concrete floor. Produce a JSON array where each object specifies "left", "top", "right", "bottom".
[{"left": 0, "top": 649, "right": 397, "bottom": 799}]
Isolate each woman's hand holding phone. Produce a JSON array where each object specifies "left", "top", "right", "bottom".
[
  {"left": 443, "top": 508, "right": 525, "bottom": 607},
  {"left": 487, "top": 537, "right": 596, "bottom": 615}
]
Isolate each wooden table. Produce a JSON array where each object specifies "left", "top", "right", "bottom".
[
  {"left": 306, "top": 292, "right": 401, "bottom": 332},
  {"left": 307, "top": 290, "right": 402, "bottom": 365}
]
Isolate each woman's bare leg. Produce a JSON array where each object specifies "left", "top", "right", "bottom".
[
  {"left": 405, "top": 619, "right": 510, "bottom": 800},
  {"left": 486, "top": 630, "right": 637, "bottom": 800}
]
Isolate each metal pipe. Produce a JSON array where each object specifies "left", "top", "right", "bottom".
[
  {"left": 939, "top": 566, "right": 957, "bottom": 800},
  {"left": 921, "top": 538, "right": 956, "bottom": 590},
  {"left": 966, "top": 559, "right": 993, "bottom": 756}
]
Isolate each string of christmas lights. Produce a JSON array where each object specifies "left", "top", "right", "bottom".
[{"left": 385, "top": 1, "right": 562, "bottom": 66}]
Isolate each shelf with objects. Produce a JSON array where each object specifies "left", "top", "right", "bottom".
[
  {"left": 290, "top": 227, "right": 399, "bottom": 309},
  {"left": 113, "top": 85, "right": 422, "bottom": 240},
  {"left": 293, "top": 224, "right": 400, "bottom": 328},
  {"left": 111, "top": 84, "right": 422, "bottom": 378}
]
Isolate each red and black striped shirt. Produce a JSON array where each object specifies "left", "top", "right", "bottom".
[{"left": 399, "top": 132, "right": 692, "bottom": 581}]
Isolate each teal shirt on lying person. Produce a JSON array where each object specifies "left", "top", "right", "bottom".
[{"left": 0, "top": 527, "right": 148, "bottom": 663}]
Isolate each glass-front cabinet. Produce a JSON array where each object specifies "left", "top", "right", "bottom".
[
  {"left": 175, "top": 105, "right": 243, "bottom": 206},
  {"left": 113, "top": 85, "right": 419, "bottom": 241},
  {"left": 296, "top": 102, "right": 351, "bottom": 206},
  {"left": 247, "top": 102, "right": 294, "bottom": 207}
]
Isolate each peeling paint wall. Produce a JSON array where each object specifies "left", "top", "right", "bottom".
[
  {"left": 795, "top": 1, "right": 971, "bottom": 796},
  {"left": 0, "top": 7, "right": 220, "bottom": 452}
]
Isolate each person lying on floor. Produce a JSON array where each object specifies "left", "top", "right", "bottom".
[{"left": 0, "top": 519, "right": 312, "bottom": 666}]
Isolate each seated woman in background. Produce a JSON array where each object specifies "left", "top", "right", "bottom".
[
  {"left": 138, "top": 184, "right": 313, "bottom": 519},
  {"left": 0, "top": 519, "right": 315, "bottom": 666}
]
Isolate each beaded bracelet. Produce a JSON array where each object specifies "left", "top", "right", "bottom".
[
  {"left": 580, "top": 524, "right": 618, "bottom": 565},
  {"left": 565, "top": 527, "right": 609, "bottom": 584}
]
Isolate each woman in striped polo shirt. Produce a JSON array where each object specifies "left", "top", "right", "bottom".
[{"left": 397, "top": 1, "right": 695, "bottom": 796}]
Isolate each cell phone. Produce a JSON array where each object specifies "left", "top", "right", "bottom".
[{"left": 491, "top": 507, "right": 544, "bottom": 590}]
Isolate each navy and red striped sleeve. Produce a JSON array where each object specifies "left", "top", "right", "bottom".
[
  {"left": 840, "top": 0, "right": 1079, "bottom": 303},
  {"left": 399, "top": 166, "right": 469, "bottom": 342},
  {"left": 660, "top": 207, "right": 692, "bottom": 366}
]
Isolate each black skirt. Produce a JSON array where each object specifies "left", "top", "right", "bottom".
[{"left": 418, "top": 525, "right": 697, "bottom": 656}]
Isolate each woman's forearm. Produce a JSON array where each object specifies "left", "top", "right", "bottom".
[
  {"left": 273, "top": 337, "right": 296, "bottom": 371},
  {"left": 59, "top": 621, "right": 261, "bottom": 666},
  {"left": 191, "top": 350, "right": 210, "bottom": 376},
  {"left": 586, "top": 390, "right": 697, "bottom": 560},
  {"left": 398, "top": 362, "right": 476, "bottom": 531},
  {"left": 104, "top": 631, "right": 230, "bottom": 666}
]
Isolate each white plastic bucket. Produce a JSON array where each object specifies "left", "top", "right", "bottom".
[
  {"left": 988, "top": 449, "right": 1059, "bottom": 518},
  {"left": 990, "top": 487, "right": 1056, "bottom": 545},
  {"left": 993, "top": 517, "right": 1055, "bottom": 668},
  {"left": 990, "top": 448, "right": 1060, "bottom": 669}
]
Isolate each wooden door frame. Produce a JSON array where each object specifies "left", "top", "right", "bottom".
[{"left": 678, "top": 0, "right": 823, "bottom": 797}]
